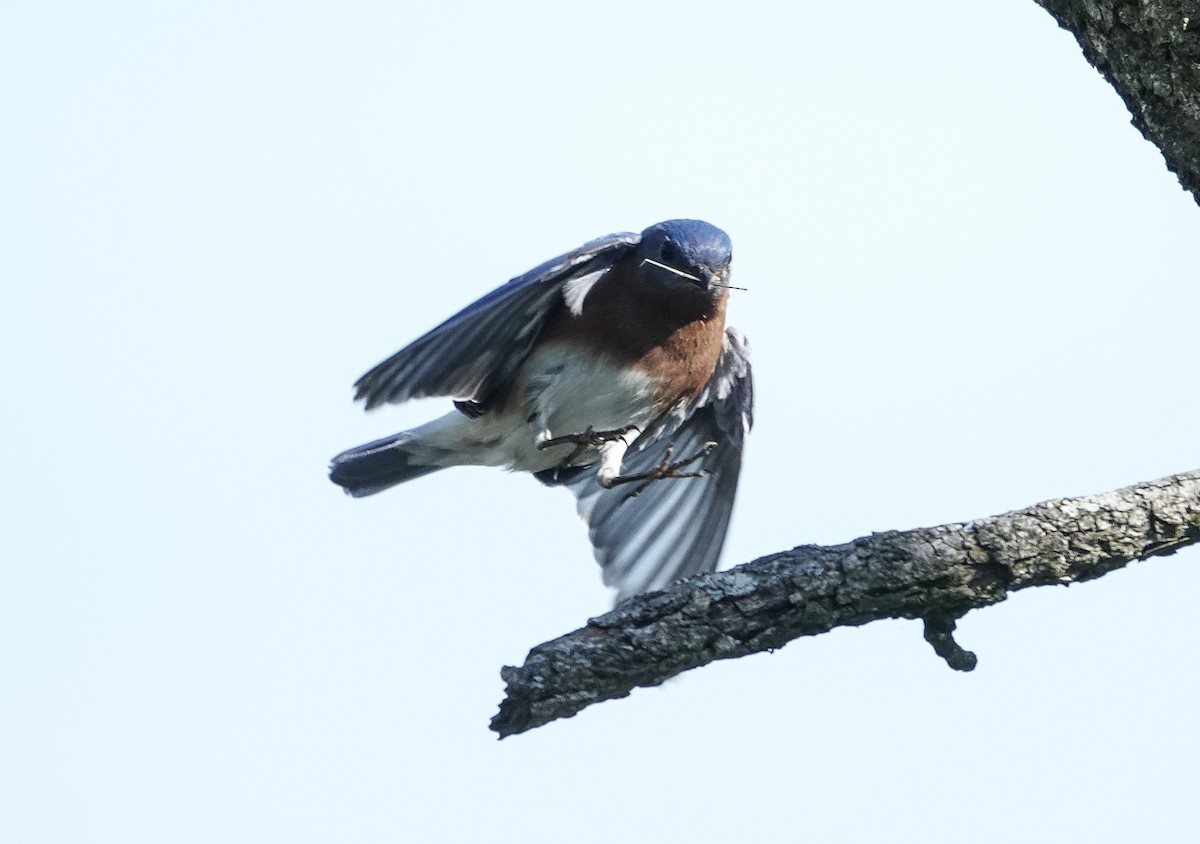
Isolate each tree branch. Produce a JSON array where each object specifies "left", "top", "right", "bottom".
[
  {"left": 492, "top": 469, "right": 1200, "bottom": 737},
  {"left": 1032, "top": 0, "right": 1200, "bottom": 205}
]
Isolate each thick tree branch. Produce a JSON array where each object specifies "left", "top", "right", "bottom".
[
  {"left": 1033, "top": 0, "right": 1200, "bottom": 205},
  {"left": 493, "top": 470, "right": 1200, "bottom": 737}
]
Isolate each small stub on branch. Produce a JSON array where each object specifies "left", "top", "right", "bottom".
[{"left": 923, "top": 614, "right": 977, "bottom": 672}]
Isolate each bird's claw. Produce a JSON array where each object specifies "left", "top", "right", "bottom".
[
  {"left": 536, "top": 424, "right": 638, "bottom": 450},
  {"left": 537, "top": 425, "right": 638, "bottom": 465},
  {"left": 605, "top": 441, "right": 717, "bottom": 497}
]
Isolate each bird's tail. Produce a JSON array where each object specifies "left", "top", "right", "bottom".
[{"left": 329, "top": 431, "right": 444, "bottom": 497}]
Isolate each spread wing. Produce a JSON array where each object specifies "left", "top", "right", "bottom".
[
  {"left": 564, "top": 328, "right": 754, "bottom": 602},
  {"left": 353, "top": 231, "right": 641, "bottom": 411}
]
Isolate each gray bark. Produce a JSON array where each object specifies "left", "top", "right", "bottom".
[
  {"left": 493, "top": 470, "right": 1200, "bottom": 737},
  {"left": 1033, "top": 0, "right": 1200, "bottom": 205}
]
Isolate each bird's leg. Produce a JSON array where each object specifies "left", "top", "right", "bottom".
[
  {"left": 601, "top": 441, "right": 718, "bottom": 497},
  {"left": 540, "top": 425, "right": 643, "bottom": 465},
  {"left": 594, "top": 434, "right": 634, "bottom": 488},
  {"left": 536, "top": 425, "right": 639, "bottom": 450},
  {"left": 536, "top": 425, "right": 638, "bottom": 465}
]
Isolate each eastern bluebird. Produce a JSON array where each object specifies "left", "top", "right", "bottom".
[{"left": 329, "top": 219, "right": 753, "bottom": 601}]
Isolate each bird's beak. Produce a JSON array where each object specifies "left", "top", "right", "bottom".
[{"left": 707, "top": 267, "right": 746, "bottom": 292}]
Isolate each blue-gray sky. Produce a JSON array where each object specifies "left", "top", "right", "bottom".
[{"left": 3, "top": 2, "right": 1198, "bottom": 841}]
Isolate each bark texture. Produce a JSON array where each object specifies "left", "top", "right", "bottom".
[
  {"left": 1033, "top": 0, "right": 1200, "bottom": 205},
  {"left": 493, "top": 470, "right": 1200, "bottom": 737}
]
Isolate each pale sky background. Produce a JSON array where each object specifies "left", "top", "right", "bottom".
[{"left": 3, "top": 1, "right": 1198, "bottom": 842}]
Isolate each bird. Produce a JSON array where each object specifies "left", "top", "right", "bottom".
[{"left": 329, "top": 219, "right": 754, "bottom": 602}]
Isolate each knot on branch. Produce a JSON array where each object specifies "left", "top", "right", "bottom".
[{"left": 923, "top": 614, "right": 977, "bottom": 672}]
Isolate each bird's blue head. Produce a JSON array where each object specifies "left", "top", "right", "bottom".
[{"left": 636, "top": 219, "right": 733, "bottom": 291}]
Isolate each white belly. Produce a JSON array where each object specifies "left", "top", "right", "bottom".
[{"left": 409, "top": 342, "right": 655, "bottom": 474}]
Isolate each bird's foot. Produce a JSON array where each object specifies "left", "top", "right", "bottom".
[
  {"left": 602, "top": 441, "right": 717, "bottom": 497},
  {"left": 537, "top": 425, "right": 638, "bottom": 465},
  {"left": 537, "top": 425, "right": 639, "bottom": 450}
]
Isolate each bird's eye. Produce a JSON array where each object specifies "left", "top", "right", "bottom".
[{"left": 660, "top": 240, "right": 678, "bottom": 262}]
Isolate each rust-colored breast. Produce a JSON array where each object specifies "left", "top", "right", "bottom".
[{"left": 537, "top": 253, "right": 728, "bottom": 408}]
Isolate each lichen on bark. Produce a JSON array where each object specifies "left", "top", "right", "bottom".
[{"left": 493, "top": 470, "right": 1200, "bottom": 737}]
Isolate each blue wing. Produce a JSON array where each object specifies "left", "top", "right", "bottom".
[
  {"left": 564, "top": 328, "right": 754, "bottom": 601},
  {"left": 354, "top": 231, "right": 642, "bottom": 411}
]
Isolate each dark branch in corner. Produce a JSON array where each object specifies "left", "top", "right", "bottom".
[
  {"left": 1032, "top": 0, "right": 1200, "bottom": 205},
  {"left": 493, "top": 470, "right": 1200, "bottom": 737}
]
